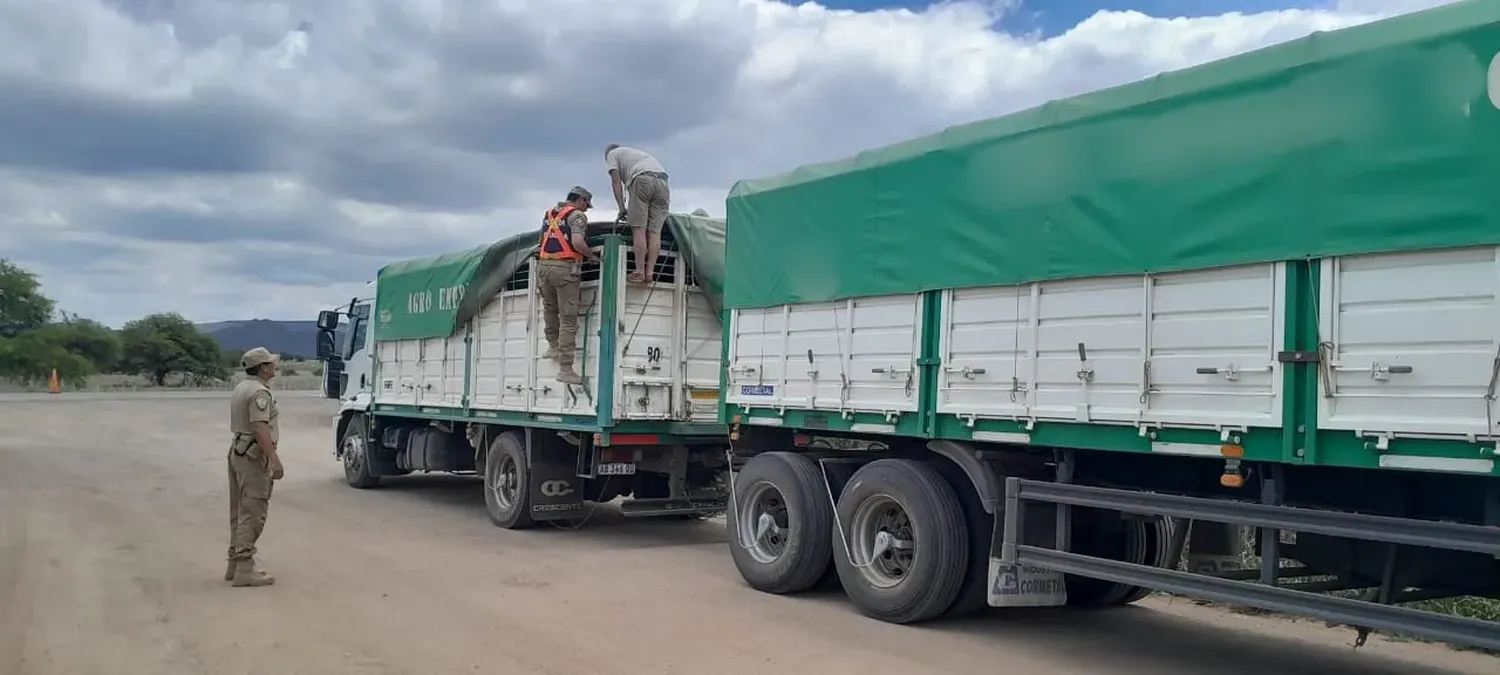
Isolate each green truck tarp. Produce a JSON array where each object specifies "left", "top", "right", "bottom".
[
  {"left": 373, "top": 213, "right": 726, "bottom": 342},
  {"left": 724, "top": 0, "right": 1500, "bottom": 310}
]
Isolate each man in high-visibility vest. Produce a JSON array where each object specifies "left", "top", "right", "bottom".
[{"left": 537, "top": 186, "right": 600, "bottom": 384}]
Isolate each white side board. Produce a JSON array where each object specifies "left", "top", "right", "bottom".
[
  {"left": 375, "top": 246, "right": 721, "bottom": 423},
  {"left": 936, "top": 262, "right": 1285, "bottom": 430},
  {"left": 1318, "top": 245, "right": 1500, "bottom": 448},
  {"left": 614, "top": 252, "right": 724, "bottom": 423},
  {"left": 725, "top": 294, "right": 926, "bottom": 419}
]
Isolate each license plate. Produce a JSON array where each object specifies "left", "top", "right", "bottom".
[{"left": 597, "top": 462, "right": 637, "bottom": 476}]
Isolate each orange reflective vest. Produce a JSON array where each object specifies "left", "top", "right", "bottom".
[{"left": 537, "top": 205, "right": 583, "bottom": 261}]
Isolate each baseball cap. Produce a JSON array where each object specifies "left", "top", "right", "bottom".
[{"left": 241, "top": 347, "right": 281, "bottom": 369}]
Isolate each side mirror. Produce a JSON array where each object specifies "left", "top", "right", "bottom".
[
  {"left": 315, "top": 330, "right": 337, "bottom": 361},
  {"left": 316, "top": 310, "right": 340, "bottom": 331}
]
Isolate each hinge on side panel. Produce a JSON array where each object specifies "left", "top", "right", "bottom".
[{"left": 1277, "top": 350, "right": 1320, "bottom": 363}]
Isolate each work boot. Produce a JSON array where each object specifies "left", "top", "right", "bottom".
[
  {"left": 224, "top": 559, "right": 236, "bottom": 582},
  {"left": 541, "top": 344, "right": 558, "bottom": 361},
  {"left": 231, "top": 559, "right": 275, "bottom": 587},
  {"left": 556, "top": 365, "right": 583, "bottom": 385}
]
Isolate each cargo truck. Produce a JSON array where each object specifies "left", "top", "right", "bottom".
[
  {"left": 718, "top": 1, "right": 1500, "bottom": 651},
  {"left": 314, "top": 216, "right": 733, "bottom": 527}
]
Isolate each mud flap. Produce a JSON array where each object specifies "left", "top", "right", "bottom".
[
  {"left": 525, "top": 428, "right": 585, "bottom": 521},
  {"left": 988, "top": 496, "right": 1068, "bottom": 607}
]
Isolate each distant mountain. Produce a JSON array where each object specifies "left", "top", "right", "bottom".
[{"left": 198, "top": 319, "right": 320, "bottom": 359}]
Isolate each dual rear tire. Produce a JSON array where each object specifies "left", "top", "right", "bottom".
[
  {"left": 727, "top": 453, "right": 973, "bottom": 624},
  {"left": 727, "top": 451, "right": 1172, "bottom": 624}
]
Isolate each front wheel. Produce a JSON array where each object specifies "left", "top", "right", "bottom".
[
  {"left": 341, "top": 414, "right": 380, "bottom": 489},
  {"left": 483, "top": 431, "right": 534, "bottom": 530},
  {"left": 833, "top": 459, "right": 968, "bottom": 624}
]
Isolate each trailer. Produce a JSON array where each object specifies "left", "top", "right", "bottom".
[
  {"left": 720, "top": 0, "right": 1500, "bottom": 650},
  {"left": 314, "top": 214, "right": 733, "bottom": 527}
]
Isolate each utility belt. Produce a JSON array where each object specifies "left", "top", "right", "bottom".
[
  {"left": 633, "top": 171, "right": 668, "bottom": 184},
  {"left": 231, "top": 432, "right": 257, "bottom": 456}
]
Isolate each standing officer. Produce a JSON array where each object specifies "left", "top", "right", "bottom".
[
  {"left": 226, "top": 346, "right": 285, "bottom": 587},
  {"left": 537, "top": 186, "right": 600, "bottom": 385}
]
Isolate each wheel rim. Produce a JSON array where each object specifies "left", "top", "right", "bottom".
[
  {"left": 489, "top": 453, "right": 519, "bottom": 512},
  {"left": 849, "top": 494, "right": 916, "bottom": 589},
  {"left": 342, "top": 433, "right": 365, "bottom": 476},
  {"left": 736, "top": 481, "right": 789, "bottom": 565}
]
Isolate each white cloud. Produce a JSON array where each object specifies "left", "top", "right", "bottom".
[{"left": 0, "top": 0, "right": 1457, "bottom": 324}]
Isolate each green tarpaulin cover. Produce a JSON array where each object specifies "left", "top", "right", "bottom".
[
  {"left": 724, "top": 0, "right": 1500, "bottom": 310},
  {"left": 373, "top": 214, "right": 726, "bottom": 342}
]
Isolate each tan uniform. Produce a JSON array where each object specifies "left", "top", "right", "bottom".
[
  {"left": 538, "top": 205, "right": 591, "bottom": 372},
  {"left": 228, "top": 377, "right": 278, "bottom": 564}
]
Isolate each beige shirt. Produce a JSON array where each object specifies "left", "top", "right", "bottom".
[
  {"left": 605, "top": 146, "right": 664, "bottom": 186},
  {"left": 230, "top": 378, "right": 279, "bottom": 446}
]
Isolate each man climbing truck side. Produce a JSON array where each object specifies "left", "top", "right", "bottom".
[
  {"left": 536, "top": 186, "right": 601, "bottom": 385},
  {"left": 719, "top": 0, "right": 1500, "bottom": 652},
  {"left": 315, "top": 212, "right": 731, "bottom": 528}
]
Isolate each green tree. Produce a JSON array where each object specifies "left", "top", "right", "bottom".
[
  {"left": 37, "top": 316, "right": 123, "bottom": 373},
  {"left": 118, "top": 313, "right": 226, "bottom": 386},
  {"left": 0, "top": 331, "right": 95, "bottom": 388},
  {"left": 0, "top": 259, "right": 56, "bottom": 336}
]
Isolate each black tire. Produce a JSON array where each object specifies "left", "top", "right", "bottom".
[
  {"left": 483, "top": 431, "right": 534, "bottom": 530},
  {"left": 833, "top": 459, "right": 968, "bottom": 624},
  {"left": 726, "top": 452, "right": 835, "bottom": 595},
  {"left": 340, "top": 414, "right": 380, "bottom": 489},
  {"left": 930, "top": 460, "right": 992, "bottom": 618},
  {"left": 1115, "top": 517, "right": 1177, "bottom": 605},
  {"left": 1065, "top": 512, "right": 1171, "bottom": 607}
]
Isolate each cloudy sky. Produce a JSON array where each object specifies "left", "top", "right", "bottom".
[{"left": 0, "top": 0, "right": 1458, "bottom": 325}]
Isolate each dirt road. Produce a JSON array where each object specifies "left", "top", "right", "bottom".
[{"left": 2, "top": 393, "right": 1496, "bottom": 675}]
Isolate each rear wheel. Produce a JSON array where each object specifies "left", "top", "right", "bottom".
[
  {"left": 341, "top": 414, "right": 380, "bottom": 489},
  {"left": 484, "top": 431, "right": 534, "bottom": 530},
  {"left": 930, "top": 460, "right": 992, "bottom": 618},
  {"left": 833, "top": 459, "right": 968, "bottom": 624},
  {"left": 1065, "top": 511, "right": 1175, "bottom": 607},
  {"left": 727, "top": 452, "right": 835, "bottom": 594}
]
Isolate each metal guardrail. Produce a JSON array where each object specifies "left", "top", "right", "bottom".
[{"left": 1000, "top": 477, "right": 1500, "bottom": 652}]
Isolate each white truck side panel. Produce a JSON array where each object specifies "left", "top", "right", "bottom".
[
  {"left": 938, "top": 263, "right": 1283, "bottom": 429},
  {"left": 469, "top": 290, "right": 534, "bottom": 411},
  {"left": 1318, "top": 246, "right": 1500, "bottom": 441},
  {"left": 726, "top": 294, "right": 924, "bottom": 416},
  {"left": 617, "top": 282, "right": 677, "bottom": 420},
  {"left": 375, "top": 246, "right": 718, "bottom": 421},
  {"left": 375, "top": 339, "right": 422, "bottom": 407},
  {"left": 683, "top": 290, "right": 725, "bottom": 422},
  {"left": 613, "top": 249, "right": 725, "bottom": 421},
  {"left": 528, "top": 280, "right": 603, "bottom": 416}
]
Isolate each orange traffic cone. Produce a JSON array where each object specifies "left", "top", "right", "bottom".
[{"left": 47, "top": 369, "right": 60, "bottom": 394}]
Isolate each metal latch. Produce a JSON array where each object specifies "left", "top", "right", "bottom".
[
  {"left": 943, "top": 365, "right": 987, "bottom": 380},
  {"left": 1370, "top": 363, "right": 1414, "bottom": 382},
  {"left": 1331, "top": 362, "right": 1415, "bottom": 381},
  {"left": 1195, "top": 364, "right": 1272, "bottom": 382},
  {"left": 1076, "top": 342, "right": 1094, "bottom": 383}
]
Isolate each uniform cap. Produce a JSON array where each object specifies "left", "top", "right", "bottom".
[
  {"left": 567, "top": 186, "right": 593, "bottom": 205},
  {"left": 241, "top": 347, "right": 281, "bottom": 369}
]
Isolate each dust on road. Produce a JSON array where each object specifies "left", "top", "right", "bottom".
[{"left": 1, "top": 394, "right": 1496, "bottom": 675}]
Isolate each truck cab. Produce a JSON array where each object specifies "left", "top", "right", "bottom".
[{"left": 316, "top": 297, "right": 373, "bottom": 407}]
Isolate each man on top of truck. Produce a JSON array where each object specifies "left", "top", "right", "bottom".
[
  {"left": 604, "top": 144, "right": 670, "bottom": 284},
  {"left": 537, "top": 186, "right": 600, "bottom": 385}
]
